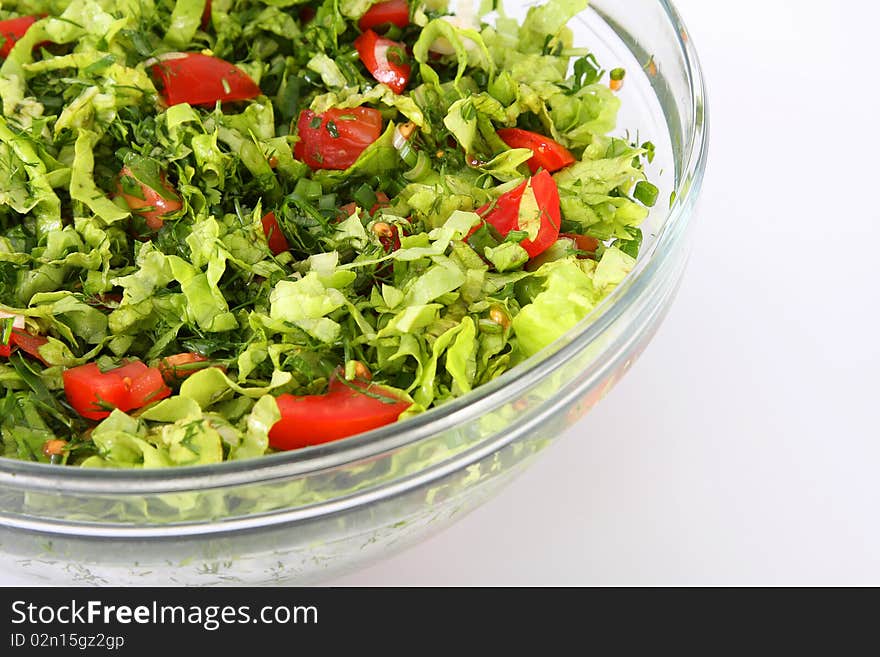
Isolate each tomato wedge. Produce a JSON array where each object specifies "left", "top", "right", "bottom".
[
  {"left": 294, "top": 107, "right": 383, "bottom": 170},
  {"left": 261, "top": 211, "right": 289, "bottom": 255},
  {"left": 116, "top": 164, "right": 183, "bottom": 231},
  {"left": 358, "top": 0, "right": 410, "bottom": 32},
  {"left": 268, "top": 377, "right": 411, "bottom": 451},
  {"left": 150, "top": 53, "right": 261, "bottom": 107},
  {"left": 354, "top": 29, "right": 411, "bottom": 94},
  {"left": 0, "top": 16, "right": 38, "bottom": 59},
  {"left": 476, "top": 170, "right": 561, "bottom": 258},
  {"left": 497, "top": 128, "right": 576, "bottom": 174},
  {"left": 63, "top": 361, "right": 171, "bottom": 421}
]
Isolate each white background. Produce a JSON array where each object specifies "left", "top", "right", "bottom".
[
  {"left": 328, "top": 0, "right": 880, "bottom": 585},
  {"left": 3, "top": 0, "right": 879, "bottom": 586}
]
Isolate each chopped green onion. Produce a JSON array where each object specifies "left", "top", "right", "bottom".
[
  {"left": 353, "top": 184, "right": 377, "bottom": 210},
  {"left": 466, "top": 223, "right": 499, "bottom": 254},
  {"left": 293, "top": 178, "right": 322, "bottom": 201},
  {"left": 614, "top": 228, "right": 643, "bottom": 259},
  {"left": 504, "top": 230, "right": 530, "bottom": 244},
  {"left": 403, "top": 150, "right": 432, "bottom": 182},
  {"left": 393, "top": 122, "right": 418, "bottom": 167},
  {"left": 1, "top": 318, "right": 13, "bottom": 346},
  {"left": 633, "top": 181, "right": 659, "bottom": 207}
]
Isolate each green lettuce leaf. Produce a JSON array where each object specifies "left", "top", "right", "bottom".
[
  {"left": 164, "top": 0, "right": 209, "bottom": 49},
  {"left": 512, "top": 246, "right": 634, "bottom": 357}
]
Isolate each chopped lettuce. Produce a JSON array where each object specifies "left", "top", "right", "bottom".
[
  {"left": 512, "top": 247, "right": 635, "bottom": 357},
  {"left": 0, "top": 0, "right": 657, "bottom": 468}
]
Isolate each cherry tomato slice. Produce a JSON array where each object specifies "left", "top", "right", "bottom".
[
  {"left": 63, "top": 361, "right": 171, "bottom": 421},
  {"left": 358, "top": 0, "right": 410, "bottom": 32},
  {"left": 116, "top": 165, "right": 183, "bottom": 231},
  {"left": 476, "top": 170, "right": 562, "bottom": 259},
  {"left": 294, "top": 107, "right": 383, "bottom": 170},
  {"left": 496, "top": 128, "right": 576, "bottom": 174},
  {"left": 261, "top": 212, "right": 289, "bottom": 255},
  {"left": 269, "top": 378, "right": 411, "bottom": 450},
  {"left": 354, "top": 29, "right": 411, "bottom": 94},
  {"left": 0, "top": 16, "right": 38, "bottom": 59},
  {"left": 150, "top": 53, "right": 261, "bottom": 107}
]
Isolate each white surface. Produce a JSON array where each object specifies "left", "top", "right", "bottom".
[
  {"left": 3, "top": 0, "right": 878, "bottom": 586},
  {"left": 327, "top": 0, "right": 880, "bottom": 585}
]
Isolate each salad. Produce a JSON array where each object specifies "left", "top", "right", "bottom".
[{"left": 0, "top": 0, "right": 657, "bottom": 468}]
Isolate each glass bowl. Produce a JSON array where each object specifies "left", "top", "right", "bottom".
[{"left": 0, "top": 0, "right": 708, "bottom": 585}]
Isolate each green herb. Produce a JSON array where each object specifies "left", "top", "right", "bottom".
[{"left": 570, "top": 54, "right": 603, "bottom": 89}]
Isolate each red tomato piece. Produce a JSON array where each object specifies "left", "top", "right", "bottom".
[
  {"left": 0, "top": 317, "right": 49, "bottom": 364},
  {"left": 496, "top": 128, "right": 576, "bottom": 174},
  {"left": 559, "top": 233, "right": 600, "bottom": 256},
  {"left": 354, "top": 29, "right": 411, "bottom": 94},
  {"left": 64, "top": 364, "right": 131, "bottom": 421},
  {"left": 299, "top": 6, "right": 317, "bottom": 23},
  {"left": 63, "top": 361, "right": 171, "bottom": 421},
  {"left": 125, "top": 364, "right": 172, "bottom": 408},
  {"left": 294, "top": 107, "right": 383, "bottom": 170},
  {"left": 269, "top": 378, "right": 411, "bottom": 451},
  {"left": 260, "top": 212, "right": 289, "bottom": 255},
  {"left": 0, "top": 15, "right": 38, "bottom": 59},
  {"left": 151, "top": 53, "right": 261, "bottom": 107},
  {"left": 201, "top": 0, "right": 212, "bottom": 29},
  {"left": 476, "top": 170, "right": 562, "bottom": 258},
  {"left": 9, "top": 330, "right": 49, "bottom": 364},
  {"left": 358, "top": 0, "right": 410, "bottom": 31},
  {"left": 157, "top": 352, "right": 215, "bottom": 383},
  {"left": 116, "top": 165, "right": 183, "bottom": 231},
  {"left": 371, "top": 190, "right": 390, "bottom": 214},
  {"left": 338, "top": 202, "right": 358, "bottom": 220}
]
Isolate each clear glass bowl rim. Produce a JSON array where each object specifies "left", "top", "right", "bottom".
[{"left": 0, "top": 0, "right": 709, "bottom": 495}]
